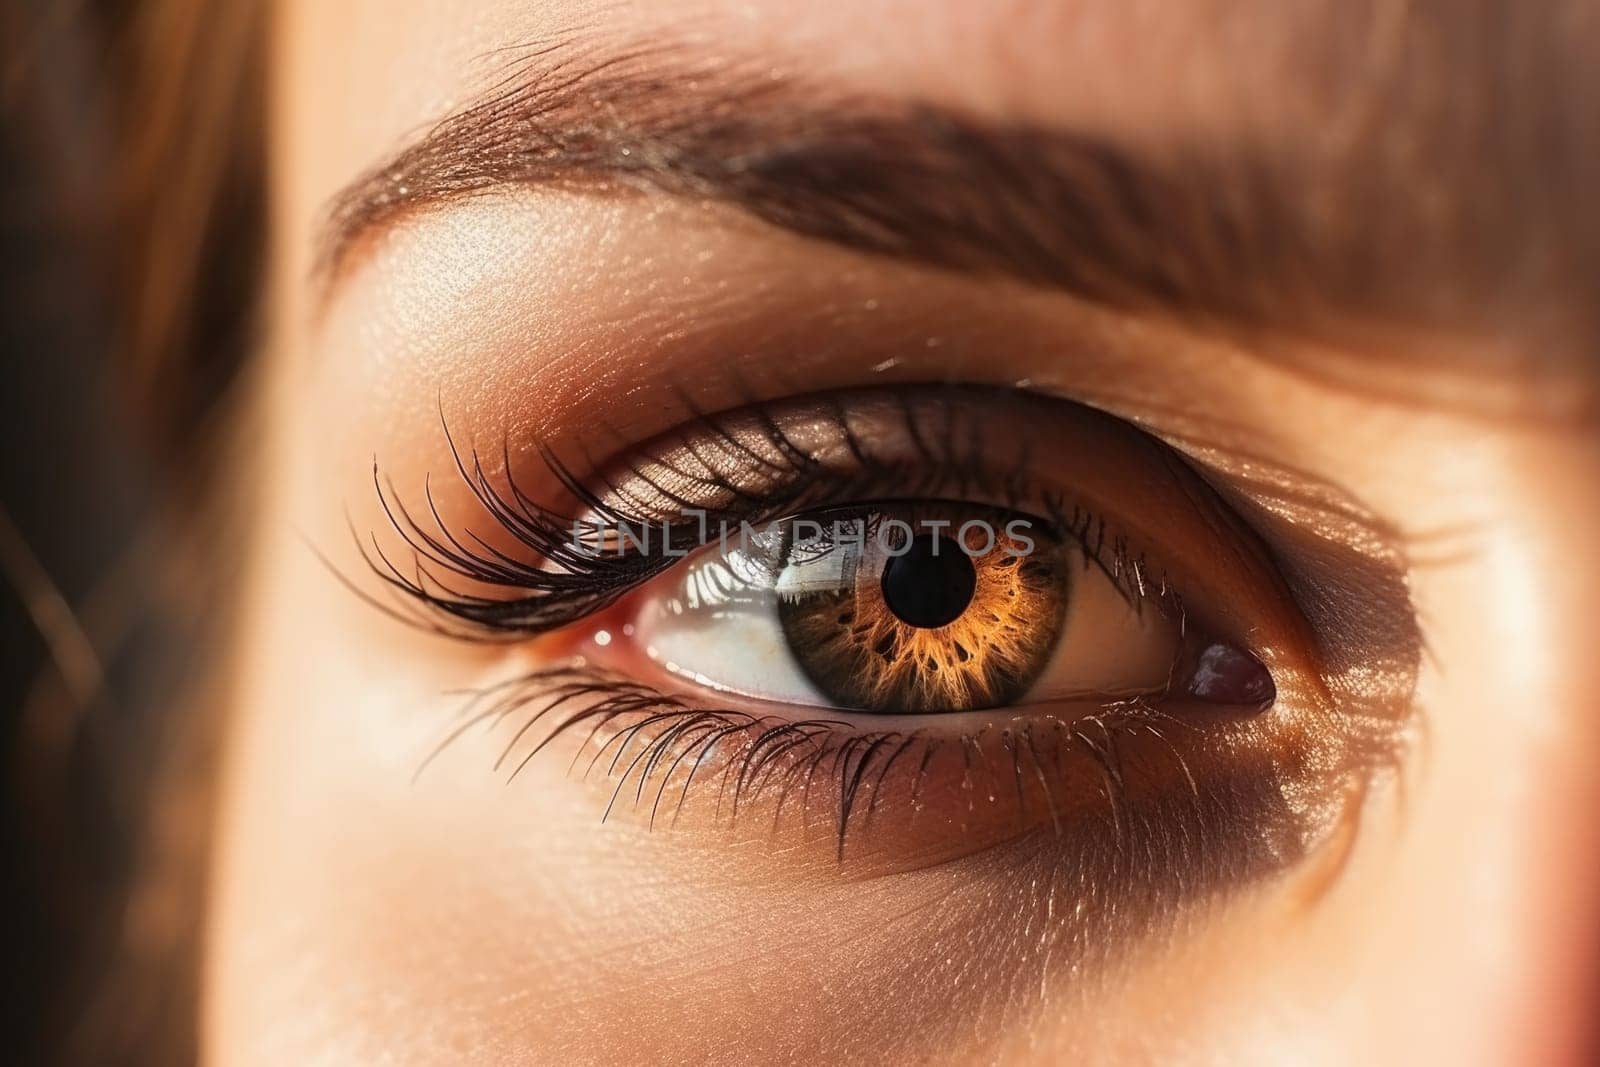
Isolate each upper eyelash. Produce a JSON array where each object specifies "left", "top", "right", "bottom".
[{"left": 358, "top": 393, "right": 1177, "bottom": 639}]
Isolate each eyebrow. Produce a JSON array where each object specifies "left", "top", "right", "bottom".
[{"left": 319, "top": 41, "right": 1600, "bottom": 387}]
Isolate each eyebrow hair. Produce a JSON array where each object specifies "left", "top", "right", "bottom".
[{"left": 319, "top": 37, "right": 1600, "bottom": 390}]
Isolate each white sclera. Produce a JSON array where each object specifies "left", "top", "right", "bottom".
[{"left": 633, "top": 539, "right": 807, "bottom": 698}]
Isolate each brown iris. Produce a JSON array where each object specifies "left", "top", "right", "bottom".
[{"left": 777, "top": 506, "right": 1069, "bottom": 712}]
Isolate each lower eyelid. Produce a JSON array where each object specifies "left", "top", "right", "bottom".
[{"left": 431, "top": 660, "right": 1312, "bottom": 889}]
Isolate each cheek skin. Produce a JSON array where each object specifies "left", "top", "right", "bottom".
[{"left": 1408, "top": 440, "right": 1600, "bottom": 1064}]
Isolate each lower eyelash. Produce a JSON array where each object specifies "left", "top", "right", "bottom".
[{"left": 422, "top": 660, "right": 1198, "bottom": 861}]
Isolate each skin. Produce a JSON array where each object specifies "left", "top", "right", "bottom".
[{"left": 209, "top": 1, "right": 1600, "bottom": 1063}]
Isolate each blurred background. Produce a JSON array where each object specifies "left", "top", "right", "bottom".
[
  {"left": 3, "top": 9, "right": 145, "bottom": 1061},
  {"left": 3, "top": 3, "right": 260, "bottom": 1061}
]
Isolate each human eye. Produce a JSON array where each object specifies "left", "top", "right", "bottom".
[
  {"left": 625, "top": 496, "right": 1205, "bottom": 714},
  {"left": 366, "top": 384, "right": 1343, "bottom": 885}
]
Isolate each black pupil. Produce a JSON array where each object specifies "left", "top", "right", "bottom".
[{"left": 880, "top": 535, "right": 977, "bottom": 629}]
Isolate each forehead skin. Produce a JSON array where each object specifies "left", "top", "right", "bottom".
[{"left": 221, "top": 1, "right": 1600, "bottom": 1064}]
